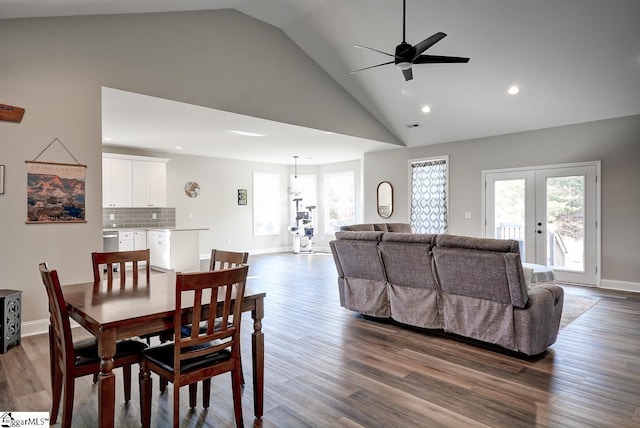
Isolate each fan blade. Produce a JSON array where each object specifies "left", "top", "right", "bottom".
[
  {"left": 414, "top": 55, "right": 470, "bottom": 64},
  {"left": 350, "top": 60, "right": 395, "bottom": 74},
  {"left": 353, "top": 45, "right": 395, "bottom": 57},
  {"left": 412, "top": 32, "right": 447, "bottom": 59},
  {"left": 402, "top": 67, "right": 413, "bottom": 81}
]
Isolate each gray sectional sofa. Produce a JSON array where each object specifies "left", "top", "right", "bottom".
[{"left": 329, "top": 227, "right": 564, "bottom": 356}]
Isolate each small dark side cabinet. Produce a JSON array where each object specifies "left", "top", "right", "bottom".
[{"left": 0, "top": 289, "right": 22, "bottom": 353}]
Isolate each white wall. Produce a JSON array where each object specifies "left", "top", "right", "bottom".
[
  {"left": 104, "top": 146, "right": 362, "bottom": 254},
  {"left": 0, "top": 10, "right": 395, "bottom": 325},
  {"left": 363, "top": 115, "right": 640, "bottom": 288}
]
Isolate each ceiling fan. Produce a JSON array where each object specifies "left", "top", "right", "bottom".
[{"left": 350, "top": 0, "right": 470, "bottom": 81}]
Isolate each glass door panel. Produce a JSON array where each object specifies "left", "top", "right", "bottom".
[
  {"left": 485, "top": 164, "right": 598, "bottom": 285},
  {"left": 544, "top": 175, "right": 585, "bottom": 272},
  {"left": 485, "top": 171, "right": 535, "bottom": 263},
  {"left": 493, "top": 179, "right": 526, "bottom": 258}
]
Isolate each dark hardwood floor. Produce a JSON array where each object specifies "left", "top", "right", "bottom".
[{"left": 2, "top": 252, "right": 640, "bottom": 427}]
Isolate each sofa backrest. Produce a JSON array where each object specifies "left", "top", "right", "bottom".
[
  {"left": 432, "top": 234, "right": 528, "bottom": 308},
  {"left": 378, "top": 233, "right": 437, "bottom": 290},
  {"left": 331, "top": 231, "right": 385, "bottom": 281},
  {"left": 340, "top": 223, "right": 375, "bottom": 231},
  {"left": 340, "top": 223, "right": 412, "bottom": 233}
]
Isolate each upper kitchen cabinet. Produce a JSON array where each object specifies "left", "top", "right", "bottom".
[
  {"left": 102, "top": 156, "right": 132, "bottom": 207},
  {"left": 102, "top": 154, "right": 169, "bottom": 207},
  {"left": 132, "top": 160, "right": 167, "bottom": 207}
]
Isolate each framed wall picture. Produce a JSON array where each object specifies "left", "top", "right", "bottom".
[
  {"left": 0, "top": 165, "right": 4, "bottom": 194},
  {"left": 26, "top": 161, "right": 86, "bottom": 223},
  {"left": 238, "top": 188, "right": 247, "bottom": 205}
]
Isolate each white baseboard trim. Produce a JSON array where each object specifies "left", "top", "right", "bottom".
[
  {"left": 199, "top": 247, "right": 292, "bottom": 260},
  {"left": 22, "top": 318, "right": 89, "bottom": 338},
  {"left": 22, "top": 318, "right": 49, "bottom": 337},
  {"left": 600, "top": 278, "right": 640, "bottom": 293}
]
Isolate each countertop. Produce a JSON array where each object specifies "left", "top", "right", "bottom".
[{"left": 146, "top": 228, "right": 209, "bottom": 232}]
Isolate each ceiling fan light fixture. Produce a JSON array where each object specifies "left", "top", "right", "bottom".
[{"left": 396, "top": 61, "right": 412, "bottom": 71}]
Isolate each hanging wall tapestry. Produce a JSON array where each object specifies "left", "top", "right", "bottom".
[
  {"left": 26, "top": 161, "right": 86, "bottom": 223},
  {"left": 26, "top": 138, "right": 86, "bottom": 223}
]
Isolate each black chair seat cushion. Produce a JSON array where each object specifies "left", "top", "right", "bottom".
[
  {"left": 139, "top": 328, "right": 173, "bottom": 341},
  {"left": 73, "top": 338, "right": 148, "bottom": 367},
  {"left": 142, "top": 342, "right": 231, "bottom": 373}
]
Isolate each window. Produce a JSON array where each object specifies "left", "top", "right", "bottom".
[
  {"left": 325, "top": 171, "right": 355, "bottom": 233},
  {"left": 410, "top": 157, "right": 448, "bottom": 234},
  {"left": 253, "top": 172, "right": 281, "bottom": 236}
]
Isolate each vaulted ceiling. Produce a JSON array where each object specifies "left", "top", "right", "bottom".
[{"left": 2, "top": 0, "right": 639, "bottom": 162}]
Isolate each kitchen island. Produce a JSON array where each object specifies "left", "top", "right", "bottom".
[{"left": 146, "top": 228, "right": 207, "bottom": 272}]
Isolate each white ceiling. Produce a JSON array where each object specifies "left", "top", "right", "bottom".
[
  {"left": 101, "top": 87, "right": 396, "bottom": 165},
  {"left": 3, "top": 0, "right": 640, "bottom": 164}
]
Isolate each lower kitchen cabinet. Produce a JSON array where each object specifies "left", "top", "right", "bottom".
[
  {"left": 118, "top": 231, "right": 134, "bottom": 251},
  {"left": 147, "top": 229, "right": 200, "bottom": 272},
  {"left": 134, "top": 229, "right": 147, "bottom": 250},
  {"left": 118, "top": 229, "right": 147, "bottom": 251}
]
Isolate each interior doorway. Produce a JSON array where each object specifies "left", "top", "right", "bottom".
[{"left": 483, "top": 162, "right": 600, "bottom": 286}]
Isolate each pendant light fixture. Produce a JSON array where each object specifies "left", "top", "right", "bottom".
[{"left": 289, "top": 155, "right": 300, "bottom": 197}]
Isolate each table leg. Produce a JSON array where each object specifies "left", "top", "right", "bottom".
[
  {"left": 98, "top": 330, "right": 116, "bottom": 428},
  {"left": 251, "top": 297, "right": 264, "bottom": 418}
]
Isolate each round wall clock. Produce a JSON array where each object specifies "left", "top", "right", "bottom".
[{"left": 184, "top": 181, "right": 200, "bottom": 198}]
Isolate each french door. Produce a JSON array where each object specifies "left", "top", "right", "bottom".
[{"left": 483, "top": 162, "right": 600, "bottom": 285}]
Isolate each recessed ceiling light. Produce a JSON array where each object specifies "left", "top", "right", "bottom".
[
  {"left": 229, "top": 130, "right": 265, "bottom": 137},
  {"left": 421, "top": 105, "right": 431, "bottom": 114},
  {"left": 508, "top": 85, "right": 520, "bottom": 95},
  {"left": 103, "top": 137, "right": 112, "bottom": 142},
  {"left": 175, "top": 146, "right": 182, "bottom": 150}
]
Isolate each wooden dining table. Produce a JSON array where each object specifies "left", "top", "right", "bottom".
[{"left": 60, "top": 271, "right": 265, "bottom": 428}]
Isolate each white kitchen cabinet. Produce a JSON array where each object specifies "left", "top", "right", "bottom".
[
  {"left": 102, "top": 154, "right": 168, "bottom": 207},
  {"left": 147, "top": 229, "right": 201, "bottom": 272},
  {"left": 118, "top": 230, "right": 134, "bottom": 251},
  {"left": 134, "top": 229, "right": 147, "bottom": 249},
  {"left": 132, "top": 160, "right": 167, "bottom": 207},
  {"left": 102, "top": 157, "right": 132, "bottom": 207},
  {"left": 118, "top": 229, "right": 147, "bottom": 251}
]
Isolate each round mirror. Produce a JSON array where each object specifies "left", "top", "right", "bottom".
[{"left": 377, "top": 181, "right": 393, "bottom": 218}]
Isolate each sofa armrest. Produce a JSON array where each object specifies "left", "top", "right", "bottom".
[{"left": 513, "top": 284, "right": 564, "bottom": 355}]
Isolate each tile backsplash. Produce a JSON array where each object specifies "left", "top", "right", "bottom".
[{"left": 103, "top": 207, "right": 175, "bottom": 229}]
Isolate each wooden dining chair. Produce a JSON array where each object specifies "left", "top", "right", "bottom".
[
  {"left": 91, "top": 249, "right": 150, "bottom": 285},
  {"left": 91, "top": 249, "right": 170, "bottom": 390},
  {"left": 181, "top": 249, "right": 250, "bottom": 399},
  {"left": 208, "top": 249, "right": 249, "bottom": 390},
  {"left": 181, "top": 249, "right": 249, "bottom": 340},
  {"left": 39, "top": 263, "right": 148, "bottom": 428},
  {"left": 209, "top": 249, "right": 249, "bottom": 271},
  {"left": 139, "top": 265, "right": 249, "bottom": 428},
  {"left": 92, "top": 249, "right": 163, "bottom": 342}
]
